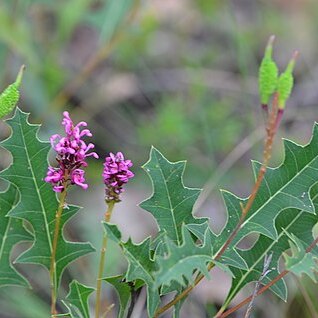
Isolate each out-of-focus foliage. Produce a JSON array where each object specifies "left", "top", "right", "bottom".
[
  {"left": 1, "top": 0, "right": 316, "bottom": 182},
  {"left": 1, "top": 0, "right": 318, "bottom": 317}
]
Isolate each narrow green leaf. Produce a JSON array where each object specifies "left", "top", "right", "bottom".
[
  {"left": 103, "top": 222, "right": 160, "bottom": 317},
  {"left": 140, "top": 147, "right": 208, "bottom": 244},
  {"left": 85, "top": 0, "right": 134, "bottom": 42},
  {"left": 0, "top": 184, "right": 32, "bottom": 287},
  {"left": 56, "top": 0, "right": 91, "bottom": 42},
  {"left": 64, "top": 280, "right": 95, "bottom": 318},
  {"left": 0, "top": 108, "right": 95, "bottom": 288},
  {"left": 0, "top": 8, "right": 37, "bottom": 66}
]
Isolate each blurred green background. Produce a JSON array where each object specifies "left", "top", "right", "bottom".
[{"left": 0, "top": 0, "right": 318, "bottom": 317}]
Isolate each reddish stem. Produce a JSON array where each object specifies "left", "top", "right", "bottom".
[
  {"left": 217, "top": 234, "right": 318, "bottom": 317},
  {"left": 215, "top": 93, "right": 279, "bottom": 260},
  {"left": 154, "top": 94, "right": 281, "bottom": 318},
  {"left": 217, "top": 270, "right": 289, "bottom": 318}
]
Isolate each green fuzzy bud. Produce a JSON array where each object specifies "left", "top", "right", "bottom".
[
  {"left": 0, "top": 65, "right": 25, "bottom": 119},
  {"left": 259, "top": 36, "right": 279, "bottom": 105},
  {"left": 277, "top": 52, "right": 298, "bottom": 109}
]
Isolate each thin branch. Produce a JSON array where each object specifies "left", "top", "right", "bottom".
[
  {"left": 50, "top": 0, "right": 140, "bottom": 111},
  {"left": 217, "top": 235, "right": 318, "bottom": 318},
  {"left": 153, "top": 263, "right": 215, "bottom": 318},
  {"left": 244, "top": 254, "right": 273, "bottom": 318},
  {"left": 194, "top": 128, "right": 264, "bottom": 213},
  {"left": 216, "top": 270, "right": 288, "bottom": 318},
  {"left": 101, "top": 304, "right": 115, "bottom": 318},
  {"left": 306, "top": 235, "right": 318, "bottom": 253},
  {"left": 214, "top": 93, "right": 279, "bottom": 260}
]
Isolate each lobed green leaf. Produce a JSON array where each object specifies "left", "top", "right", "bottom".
[
  {"left": 64, "top": 280, "right": 95, "bottom": 318},
  {"left": 104, "top": 275, "right": 133, "bottom": 318},
  {"left": 0, "top": 184, "right": 32, "bottom": 287},
  {"left": 0, "top": 108, "right": 95, "bottom": 290},
  {"left": 140, "top": 146, "right": 208, "bottom": 245},
  {"left": 154, "top": 224, "right": 213, "bottom": 288},
  {"left": 284, "top": 232, "right": 318, "bottom": 282},
  {"left": 103, "top": 222, "right": 160, "bottom": 317},
  {"left": 218, "top": 125, "right": 318, "bottom": 308}
]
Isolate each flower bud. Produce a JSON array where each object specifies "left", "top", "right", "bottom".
[
  {"left": 259, "top": 36, "right": 279, "bottom": 106},
  {"left": 0, "top": 65, "right": 25, "bottom": 118},
  {"left": 277, "top": 51, "right": 299, "bottom": 109}
]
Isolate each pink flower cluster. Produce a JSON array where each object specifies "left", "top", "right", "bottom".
[
  {"left": 102, "top": 152, "right": 134, "bottom": 202},
  {"left": 45, "top": 111, "right": 98, "bottom": 192}
]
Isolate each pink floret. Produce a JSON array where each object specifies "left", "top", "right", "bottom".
[{"left": 45, "top": 112, "right": 98, "bottom": 192}]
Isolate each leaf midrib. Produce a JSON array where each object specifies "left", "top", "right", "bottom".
[
  {"left": 75, "top": 283, "right": 88, "bottom": 318},
  {"left": 223, "top": 150, "right": 318, "bottom": 251},
  {"left": 155, "top": 152, "right": 179, "bottom": 243},
  {"left": 0, "top": 217, "right": 11, "bottom": 262},
  {"left": 18, "top": 117, "right": 52, "bottom": 252},
  {"left": 124, "top": 244, "right": 154, "bottom": 284},
  {"left": 241, "top": 156, "right": 317, "bottom": 228},
  {"left": 0, "top": 188, "right": 17, "bottom": 262}
]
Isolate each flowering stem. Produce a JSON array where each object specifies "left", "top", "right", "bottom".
[
  {"left": 50, "top": 183, "right": 68, "bottom": 316},
  {"left": 95, "top": 200, "right": 116, "bottom": 318}
]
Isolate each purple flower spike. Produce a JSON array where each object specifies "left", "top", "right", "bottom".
[
  {"left": 45, "top": 112, "right": 99, "bottom": 192},
  {"left": 102, "top": 152, "right": 134, "bottom": 202}
]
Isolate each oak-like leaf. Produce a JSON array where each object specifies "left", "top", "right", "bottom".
[
  {"left": 284, "top": 232, "right": 318, "bottom": 282},
  {"left": 64, "top": 280, "right": 95, "bottom": 318},
  {"left": 103, "top": 222, "right": 160, "bottom": 317},
  {"left": 104, "top": 275, "right": 133, "bottom": 318},
  {"left": 0, "top": 183, "right": 32, "bottom": 287},
  {"left": 218, "top": 125, "right": 318, "bottom": 309},
  {"left": 0, "top": 108, "right": 94, "bottom": 289},
  {"left": 139, "top": 147, "right": 208, "bottom": 245}
]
